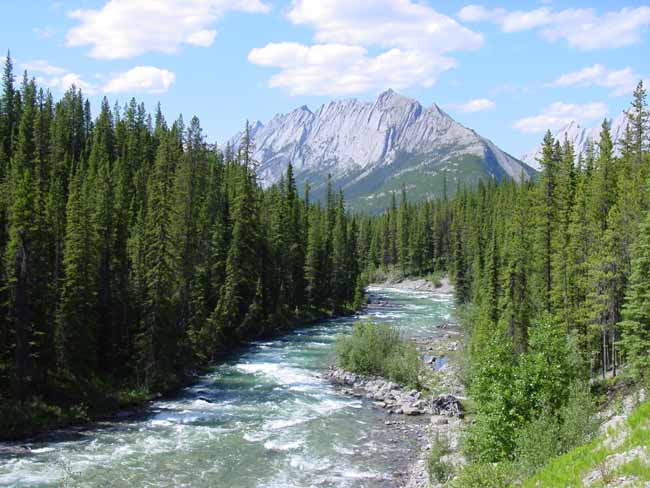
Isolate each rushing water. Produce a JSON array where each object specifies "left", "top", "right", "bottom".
[{"left": 0, "top": 286, "right": 453, "bottom": 488}]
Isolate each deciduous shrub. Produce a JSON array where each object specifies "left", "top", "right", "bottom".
[{"left": 336, "top": 321, "right": 424, "bottom": 388}]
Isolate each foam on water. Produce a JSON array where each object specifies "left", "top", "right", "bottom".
[
  {"left": 235, "top": 362, "right": 320, "bottom": 388},
  {"left": 263, "top": 439, "right": 304, "bottom": 451}
]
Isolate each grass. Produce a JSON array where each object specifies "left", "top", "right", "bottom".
[
  {"left": 335, "top": 321, "right": 429, "bottom": 389},
  {"left": 523, "top": 400, "right": 650, "bottom": 487},
  {"left": 428, "top": 433, "right": 455, "bottom": 484}
]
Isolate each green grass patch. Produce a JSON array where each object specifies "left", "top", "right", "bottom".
[
  {"left": 428, "top": 433, "right": 455, "bottom": 484},
  {"left": 523, "top": 400, "right": 650, "bottom": 487}
]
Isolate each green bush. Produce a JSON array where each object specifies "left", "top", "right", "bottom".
[
  {"left": 336, "top": 321, "right": 424, "bottom": 388},
  {"left": 428, "top": 433, "right": 454, "bottom": 484},
  {"left": 557, "top": 381, "right": 599, "bottom": 453},
  {"left": 514, "top": 412, "right": 561, "bottom": 476},
  {"left": 451, "top": 462, "right": 518, "bottom": 488}
]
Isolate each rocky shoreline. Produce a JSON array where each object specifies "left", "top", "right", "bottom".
[
  {"left": 377, "top": 276, "right": 454, "bottom": 295},
  {"left": 325, "top": 367, "right": 462, "bottom": 418},
  {"left": 327, "top": 280, "right": 466, "bottom": 488}
]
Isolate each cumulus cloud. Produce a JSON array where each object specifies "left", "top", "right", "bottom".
[
  {"left": 549, "top": 64, "right": 646, "bottom": 97},
  {"left": 23, "top": 61, "right": 176, "bottom": 95},
  {"left": 21, "top": 60, "right": 66, "bottom": 76},
  {"left": 249, "top": 0, "right": 483, "bottom": 96},
  {"left": 104, "top": 66, "right": 176, "bottom": 94},
  {"left": 23, "top": 60, "right": 98, "bottom": 94},
  {"left": 513, "top": 102, "right": 608, "bottom": 133},
  {"left": 449, "top": 98, "right": 496, "bottom": 113},
  {"left": 249, "top": 43, "right": 455, "bottom": 96},
  {"left": 66, "top": 0, "right": 271, "bottom": 59},
  {"left": 458, "top": 5, "right": 650, "bottom": 50}
]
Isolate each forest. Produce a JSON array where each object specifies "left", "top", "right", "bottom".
[
  {"left": 0, "top": 54, "right": 364, "bottom": 437},
  {"left": 368, "top": 82, "right": 650, "bottom": 481},
  {"left": 2, "top": 43, "right": 649, "bottom": 480}
]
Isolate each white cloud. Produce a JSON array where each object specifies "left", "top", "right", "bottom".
[
  {"left": 249, "top": 0, "right": 483, "bottom": 96},
  {"left": 66, "top": 0, "right": 271, "bottom": 59},
  {"left": 289, "top": 0, "right": 483, "bottom": 53},
  {"left": 23, "top": 61, "right": 176, "bottom": 95},
  {"left": 449, "top": 98, "right": 496, "bottom": 113},
  {"left": 104, "top": 66, "right": 176, "bottom": 94},
  {"left": 21, "top": 60, "right": 66, "bottom": 76},
  {"left": 24, "top": 61, "right": 98, "bottom": 94},
  {"left": 249, "top": 43, "right": 454, "bottom": 96},
  {"left": 458, "top": 5, "right": 650, "bottom": 50},
  {"left": 458, "top": 5, "right": 505, "bottom": 23},
  {"left": 549, "top": 64, "right": 645, "bottom": 97},
  {"left": 551, "top": 64, "right": 606, "bottom": 87},
  {"left": 513, "top": 101, "right": 608, "bottom": 133}
]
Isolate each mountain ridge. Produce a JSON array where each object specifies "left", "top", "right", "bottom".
[
  {"left": 522, "top": 112, "right": 628, "bottom": 169},
  {"left": 230, "top": 89, "right": 535, "bottom": 212}
]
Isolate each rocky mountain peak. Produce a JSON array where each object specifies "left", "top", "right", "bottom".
[
  {"left": 230, "top": 90, "right": 534, "bottom": 212},
  {"left": 522, "top": 112, "right": 628, "bottom": 169}
]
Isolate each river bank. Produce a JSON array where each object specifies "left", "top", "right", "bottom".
[
  {"left": 326, "top": 279, "right": 466, "bottom": 488},
  {"left": 1, "top": 306, "right": 361, "bottom": 443},
  {"left": 0, "top": 286, "right": 456, "bottom": 487},
  {"left": 377, "top": 276, "right": 454, "bottom": 295}
]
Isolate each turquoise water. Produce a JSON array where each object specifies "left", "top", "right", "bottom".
[{"left": 0, "top": 286, "right": 453, "bottom": 487}]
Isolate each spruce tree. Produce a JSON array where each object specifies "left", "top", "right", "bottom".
[
  {"left": 619, "top": 211, "right": 650, "bottom": 381},
  {"left": 56, "top": 167, "right": 98, "bottom": 382}
]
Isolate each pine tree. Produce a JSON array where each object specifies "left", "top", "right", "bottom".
[
  {"left": 89, "top": 98, "right": 118, "bottom": 374},
  {"left": 535, "top": 131, "right": 559, "bottom": 313},
  {"left": 627, "top": 81, "right": 648, "bottom": 163},
  {"left": 172, "top": 116, "right": 206, "bottom": 339},
  {"left": 305, "top": 204, "right": 324, "bottom": 309},
  {"left": 138, "top": 132, "right": 177, "bottom": 388},
  {"left": 500, "top": 186, "right": 532, "bottom": 353},
  {"left": 619, "top": 210, "right": 650, "bottom": 381},
  {"left": 397, "top": 187, "right": 410, "bottom": 269},
  {"left": 551, "top": 137, "right": 576, "bottom": 331},
  {"left": 214, "top": 167, "right": 261, "bottom": 342},
  {"left": 56, "top": 167, "right": 98, "bottom": 382}
]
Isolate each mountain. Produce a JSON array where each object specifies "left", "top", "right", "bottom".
[
  {"left": 231, "top": 89, "right": 535, "bottom": 212},
  {"left": 522, "top": 113, "right": 628, "bottom": 170}
]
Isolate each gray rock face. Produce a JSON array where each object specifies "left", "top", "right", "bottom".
[
  {"left": 522, "top": 113, "right": 628, "bottom": 170},
  {"left": 230, "top": 89, "right": 534, "bottom": 211}
]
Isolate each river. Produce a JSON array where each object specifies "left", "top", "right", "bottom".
[{"left": 0, "top": 286, "right": 454, "bottom": 488}]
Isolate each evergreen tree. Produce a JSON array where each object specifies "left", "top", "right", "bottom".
[
  {"left": 56, "top": 168, "right": 97, "bottom": 382},
  {"left": 619, "top": 211, "right": 650, "bottom": 381}
]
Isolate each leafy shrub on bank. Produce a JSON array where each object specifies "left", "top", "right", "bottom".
[{"left": 336, "top": 321, "right": 424, "bottom": 389}]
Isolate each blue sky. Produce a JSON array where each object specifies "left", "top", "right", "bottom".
[{"left": 1, "top": 0, "right": 648, "bottom": 157}]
